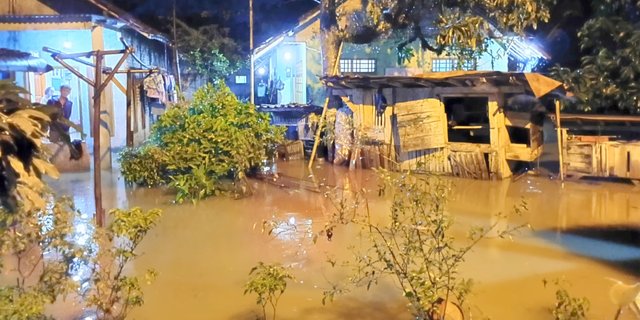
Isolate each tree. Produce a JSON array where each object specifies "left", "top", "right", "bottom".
[
  {"left": 174, "top": 19, "right": 243, "bottom": 84},
  {"left": 319, "top": 0, "right": 553, "bottom": 75},
  {"left": 552, "top": 0, "right": 640, "bottom": 113},
  {"left": 0, "top": 80, "right": 80, "bottom": 212}
]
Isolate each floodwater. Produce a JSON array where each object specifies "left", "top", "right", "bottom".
[{"left": 40, "top": 160, "right": 640, "bottom": 319}]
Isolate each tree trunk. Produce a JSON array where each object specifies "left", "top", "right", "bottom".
[{"left": 320, "top": 0, "right": 342, "bottom": 76}]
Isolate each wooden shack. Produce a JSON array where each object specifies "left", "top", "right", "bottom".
[
  {"left": 321, "top": 71, "right": 562, "bottom": 179},
  {"left": 559, "top": 114, "right": 640, "bottom": 181}
]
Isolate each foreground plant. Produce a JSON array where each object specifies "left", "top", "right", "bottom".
[
  {"left": 315, "top": 169, "right": 527, "bottom": 319},
  {"left": 120, "top": 82, "right": 284, "bottom": 203},
  {"left": 244, "top": 262, "right": 294, "bottom": 320},
  {"left": 0, "top": 81, "right": 161, "bottom": 319},
  {"left": 84, "top": 207, "right": 161, "bottom": 320},
  {"left": 0, "top": 197, "right": 83, "bottom": 320},
  {"left": 544, "top": 278, "right": 590, "bottom": 320},
  {"left": 0, "top": 80, "right": 82, "bottom": 212}
]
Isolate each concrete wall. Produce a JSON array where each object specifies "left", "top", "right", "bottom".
[{"left": 478, "top": 39, "right": 509, "bottom": 72}]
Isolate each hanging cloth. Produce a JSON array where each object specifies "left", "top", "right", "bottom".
[{"left": 143, "top": 73, "right": 166, "bottom": 102}]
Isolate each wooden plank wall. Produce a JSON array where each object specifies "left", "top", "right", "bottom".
[
  {"left": 397, "top": 148, "right": 450, "bottom": 173},
  {"left": 395, "top": 100, "right": 447, "bottom": 152},
  {"left": 333, "top": 88, "right": 538, "bottom": 180},
  {"left": 564, "top": 142, "right": 594, "bottom": 174},
  {"left": 449, "top": 151, "right": 490, "bottom": 179},
  {"left": 564, "top": 137, "right": 640, "bottom": 179}
]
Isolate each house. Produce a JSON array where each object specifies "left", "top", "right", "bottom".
[
  {"left": 0, "top": 0, "right": 176, "bottom": 168},
  {"left": 250, "top": 3, "right": 548, "bottom": 108},
  {"left": 320, "top": 71, "right": 562, "bottom": 179}
]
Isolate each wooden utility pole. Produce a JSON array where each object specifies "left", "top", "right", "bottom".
[
  {"left": 44, "top": 46, "right": 132, "bottom": 227},
  {"left": 93, "top": 51, "right": 104, "bottom": 226},
  {"left": 249, "top": 0, "right": 255, "bottom": 105},
  {"left": 555, "top": 100, "right": 564, "bottom": 181},
  {"left": 172, "top": 0, "right": 182, "bottom": 90}
]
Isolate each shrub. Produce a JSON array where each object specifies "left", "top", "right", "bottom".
[
  {"left": 244, "top": 262, "right": 294, "bottom": 320},
  {"left": 279, "top": 169, "right": 527, "bottom": 320},
  {"left": 544, "top": 278, "right": 590, "bottom": 320},
  {"left": 118, "top": 146, "right": 166, "bottom": 187},
  {"left": 0, "top": 197, "right": 82, "bottom": 320},
  {"left": 85, "top": 207, "right": 162, "bottom": 320},
  {"left": 120, "top": 82, "right": 284, "bottom": 203}
]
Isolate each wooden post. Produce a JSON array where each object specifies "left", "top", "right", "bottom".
[
  {"left": 126, "top": 71, "right": 134, "bottom": 147},
  {"left": 47, "top": 45, "right": 140, "bottom": 228},
  {"left": 307, "top": 42, "right": 343, "bottom": 169},
  {"left": 308, "top": 96, "right": 330, "bottom": 169},
  {"left": 93, "top": 51, "right": 105, "bottom": 227},
  {"left": 555, "top": 100, "right": 564, "bottom": 181}
]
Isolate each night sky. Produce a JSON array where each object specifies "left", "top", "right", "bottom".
[
  {"left": 110, "top": 0, "right": 318, "bottom": 52},
  {"left": 110, "top": 0, "right": 593, "bottom": 68}
]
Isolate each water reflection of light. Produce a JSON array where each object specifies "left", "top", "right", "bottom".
[
  {"left": 270, "top": 214, "right": 313, "bottom": 242},
  {"left": 35, "top": 200, "right": 97, "bottom": 310},
  {"left": 267, "top": 214, "right": 316, "bottom": 267}
]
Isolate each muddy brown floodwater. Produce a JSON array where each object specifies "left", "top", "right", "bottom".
[{"left": 43, "top": 160, "right": 640, "bottom": 319}]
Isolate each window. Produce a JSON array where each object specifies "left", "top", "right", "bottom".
[
  {"left": 235, "top": 75, "right": 247, "bottom": 84},
  {"left": 432, "top": 58, "right": 456, "bottom": 72},
  {"left": 444, "top": 97, "right": 490, "bottom": 144},
  {"left": 431, "top": 58, "right": 477, "bottom": 72},
  {"left": 340, "top": 59, "right": 376, "bottom": 73}
]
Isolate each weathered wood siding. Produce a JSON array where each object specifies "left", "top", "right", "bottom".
[
  {"left": 563, "top": 136, "right": 640, "bottom": 179},
  {"left": 332, "top": 86, "right": 548, "bottom": 179}
]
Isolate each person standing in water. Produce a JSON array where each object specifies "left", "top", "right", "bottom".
[{"left": 47, "top": 84, "right": 73, "bottom": 142}]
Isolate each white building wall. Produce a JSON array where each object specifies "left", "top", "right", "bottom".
[{"left": 477, "top": 39, "right": 509, "bottom": 72}]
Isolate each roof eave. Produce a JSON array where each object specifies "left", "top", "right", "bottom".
[{"left": 85, "top": 0, "right": 171, "bottom": 44}]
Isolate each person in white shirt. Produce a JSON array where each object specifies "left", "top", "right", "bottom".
[{"left": 40, "top": 87, "right": 55, "bottom": 104}]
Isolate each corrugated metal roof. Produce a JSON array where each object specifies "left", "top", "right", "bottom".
[
  {"left": 0, "top": 0, "right": 170, "bottom": 44},
  {"left": 0, "top": 48, "right": 53, "bottom": 72},
  {"left": 84, "top": 0, "right": 170, "bottom": 43},
  {"left": 0, "top": 14, "right": 93, "bottom": 24},
  {"left": 322, "top": 71, "right": 563, "bottom": 98},
  {"left": 257, "top": 104, "right": 322, "bottom": 112}
]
